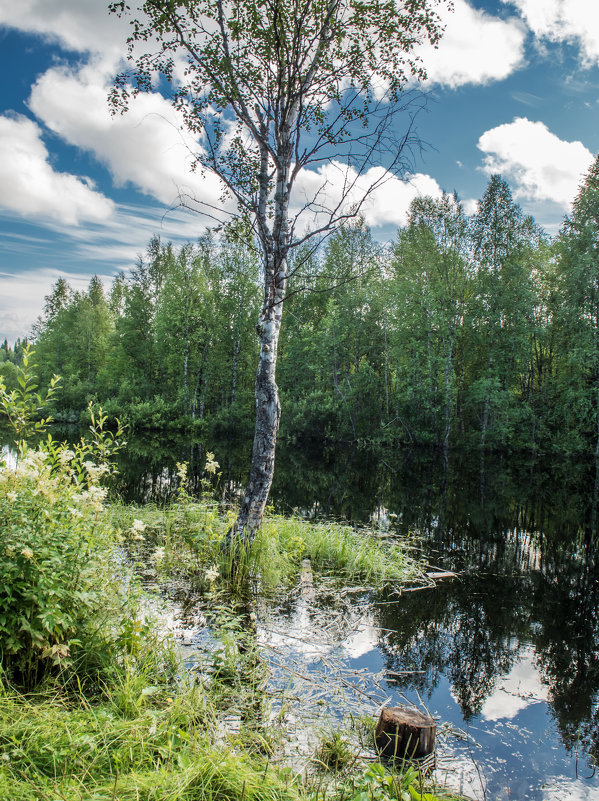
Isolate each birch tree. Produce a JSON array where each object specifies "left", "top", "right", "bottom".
[{"left": 109, "top": 0, "right": 446, "bottom": 541}]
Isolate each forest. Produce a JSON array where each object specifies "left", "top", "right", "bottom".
[{"left": 3, "top": 163, "right": 598, "bottom": 460}]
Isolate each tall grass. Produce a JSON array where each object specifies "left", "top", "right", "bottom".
[
  {"left": 262, "top": 515, "right": 416, "bottom": 584},
  {"left": 0, "top": 686, "right": 297, "bottom": 801},
  {"left": 115, "top": 501, "right": 419, "bottom": 593}
]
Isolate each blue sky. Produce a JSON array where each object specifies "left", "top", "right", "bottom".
[{"left": 0, "top": 0, "right": 598, "bottom": 342}]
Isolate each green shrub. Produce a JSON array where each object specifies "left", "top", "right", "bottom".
[
  {"left": 0, "top": 442, "right": 124, "bottom": 686},
  {"left": 0, "top": 350, "right": 129, "bottom": 688}
]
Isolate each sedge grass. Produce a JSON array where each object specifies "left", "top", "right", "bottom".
[
  {"left": 114, "top": 500, "right": 420, "bottom": 592},
  {"left": 0, "top": 680, "right": 296, "bottom": 801}
]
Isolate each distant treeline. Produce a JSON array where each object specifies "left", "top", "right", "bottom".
[{"left": 3, "top": 162, "right": 599, "bottom": 456}]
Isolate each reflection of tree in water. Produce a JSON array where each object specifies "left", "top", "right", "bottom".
[
  {"left": 533, "top": 538, "right": 599, "bottom": 761},
  {"left": 114, "top": 435, "right": 599, "bottom": 758},
  {"left": 375, "top": 567, "right": 533, "bottom": 720}
]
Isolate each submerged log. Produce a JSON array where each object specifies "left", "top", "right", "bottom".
[
  {"left": 425, "top": 571, "right": 457, "bottom": 581},
  {"left": 374, "top": 706, "right": 436, "bottom": 760}
]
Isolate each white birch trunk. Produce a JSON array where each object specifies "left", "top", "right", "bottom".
[
  {"left": 231, "top": 275, "right": 285, "bottom": 539},
  {"left": 230, "top": 118, "right": 293, "bottom": 543}
]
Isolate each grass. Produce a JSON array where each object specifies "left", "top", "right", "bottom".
[
  {"left": 314, "top": 729, "right": 356, "bottom": 771},
  {"left": 0, "top": 687, "right": 297, "bottom": 801},
  {"left": 110, "top": 498, "right": 421, "bottom": 594},
  {"left": 0, "top": 681, "right": 466, "bottom": 801},
  {"left": 0, "top": 363, "right": 459, "bottom": 801},
  {"left": 264, "top": 515, "right": 415, "bottom": 584},
  {"left": 0, "top": 522, "right": 461, "bottom": 801}
]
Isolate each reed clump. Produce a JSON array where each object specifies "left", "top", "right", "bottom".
[{"left": 115, "top": 500, "right": 419, "bottom": 594}]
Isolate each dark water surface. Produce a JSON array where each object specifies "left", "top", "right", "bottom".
[{"left": 114, "top": 434, "right": 599, "bottom": 800}]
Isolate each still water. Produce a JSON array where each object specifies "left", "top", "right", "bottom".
[
  {"left": 9, "top": 428, "right": 599, "bottom": 799},
  {"left": 117, "top": 435, "right": 599, "bottom": 800}
]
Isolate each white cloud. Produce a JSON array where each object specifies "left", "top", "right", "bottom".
[
  {"left": 28, "top": 62, "right": 228, "bottom": 214},
  {"left": 0, "top": 0, "right": 127, "bottom": 67},
  {"left": 463, "top": 198, "right": 479, "bottom": 216},
  {"left": 0, "top": 201, "right": 213, "bottom": 342},
  {"left": 0, "top": 268, "right": 113, "bottom": 342},
  {"left": 504, "top": 0, "right": 599, "bottom": 66},
  {"left": 480, "top": 648, "right": 547, "bottom": 721},
  {"left": 292, "top": 161, "right": 443, "bottom": 232},
  {"left": 0, "top": 113, "right": 114, "bottom": 225},
  {"left": 477, "top": 117, "right": 594, "bottom": 208},
  {"left": 418, "top": 0, "right": 526, "bottom": 88}
]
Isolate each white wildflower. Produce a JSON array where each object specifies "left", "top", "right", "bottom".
[
  {"left": 21, "top": 547, "right": 34, "bottom": 560},
  {"left": 152, "top": 547, "right": 166, "bottom": 562},
  {"left": 80, "top": 485, "right": 107, "bottom": 511},
  {"left": 6, "top": 491, "right": 17, "bottom": 502},
  {"left": 205, "top": 565, "right": 219, "bottom": 582},
  {"left": 83, "top": 461, "right": 109, "bottom": 482},
  {"left": 204, "top": 452, "right": 219, "bottom": 475},
  {"left": 176, "top": 462, "right": 188, "bottom": 482},
  {"left": 130, "top": 518, "right": 146, "bottom": 540},
  {"left": 58, "top": 449, "right": 75, "bottom": 465}
]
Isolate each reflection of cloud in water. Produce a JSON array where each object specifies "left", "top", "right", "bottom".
[
  {"left": 480, "top": 648, "right": 547, "bottom": 721},
  {"left": 257, "top": 602, "right": 380, "bottom": 662},
  {"left": 341, "top": 622, "right": 380, "bottom": 658},
  {"left": 541, "top": 777, "right": 599, "bottom": 800},
  {"left": 434, "top": 752, "right": 489, "bottom": 801},
  {"left": 257, "top": 559, "right": 381, "bottom": 662},
  {"left": 436, "top": 754, "right": 599, "bottom": 801},
  {"left": 257, "top": 599, "right": 333, "bottom": 661}
]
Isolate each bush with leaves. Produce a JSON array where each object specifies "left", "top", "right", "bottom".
[{"left": 0, "top": 351, "right": 128, "bottom": 688}]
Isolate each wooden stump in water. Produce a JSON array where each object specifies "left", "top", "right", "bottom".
[{"left": 374, "top": 707, "right": 436, "bottom": 760}]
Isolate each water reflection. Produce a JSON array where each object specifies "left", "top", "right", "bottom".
[
  {"left": 4, "top": 426, "right": 599, "bottom": 798},
  {"left": 111, "top": 435, "right": 599, "bottom": 798}
]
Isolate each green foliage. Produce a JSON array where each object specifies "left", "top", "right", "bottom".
[
  {"left": 117, "top": 494, "right": 416, "bottom": 596},
  {"left": 0, "top": 344, "right": 60, "bottom": 456},
  {"left": 315, "top": 729, "right": 354, "bottom": 771},
  {"left": 0, "top": 685, "right": 296, "bottom": 801},
  {"left": 346, "top": 763, "right": 449, "bottom": 801},
  {"left": 21, "top": 166, "right": 599, "bottom": 458},
  {"left": 0, "top": 353, "right": 129, "bottom": 688},
  {"left": 0, "top": 448, "right": 114, "bottom": 685}
]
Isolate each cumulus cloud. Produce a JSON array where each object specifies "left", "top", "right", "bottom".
[
  {"left": 0, "top": 113, "right": 114, "bottom": 225},
  {"left": 504, "top": 0, "right": 599, "bottom": 66},
  {"left": 477, "top": 117, "right": 594, "bottom": 208},
  {"left": 26, "top": 56, "right": 444, "bottom": 234},
  {"left": 0, "top": 201, "right": 213, "bottom": 342},
  {"left": 291, "top": 161, "right": 443, "bottom": 232},
  {"left": 27, "top": 62, "right": 228, "bottom": 211},
  {"left": 418, "top": 0, "right": 526, "bottom": 88},
  {"left": 0, "top": 0, "right": 127, "bottom": 67}
]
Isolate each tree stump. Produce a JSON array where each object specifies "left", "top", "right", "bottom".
[{"left": 374, "top": 707, "right": 436, "bottom": 760}]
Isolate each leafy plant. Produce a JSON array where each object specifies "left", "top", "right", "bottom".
[
  {"left": 315, "top": 729, "right": 354, "bottom": 771},
  {"left": 0, "top": 344, "right": 60, "bottom": 458},
  {"left": 0, "top": 352, "right": 127, "bottom": 687},
  {"left": 348, "top": 763, "right": 443, "bottom": 801}
]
